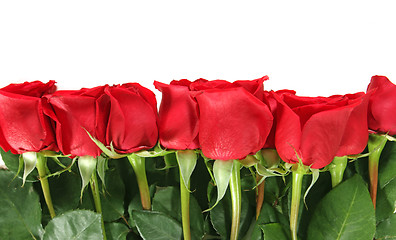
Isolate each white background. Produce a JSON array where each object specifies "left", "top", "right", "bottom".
[
  {"left": 1, "top": 1, "right": 395, "bottom": 97},
  {"left": 0, "top": 1, "right": 395, "bottom": 166}
]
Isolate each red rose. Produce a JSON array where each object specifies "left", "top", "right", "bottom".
[
  {"left": 154, "top": 80, "right": 200, "bottom": 150},
  {"left": 154, "top": 76, "right": 268, "bottom": 151},
  {"left": 103, "top": 83, "right": 158, "bottom": 154},
  {"left": 0, "top": 80, "right": 57, "bottom": 154},
  {"left": 274, "top": 92, "right": 369, "bottom": 169},
  {"left": 44, "top": 83, "right": 158, "bottom": 157},
  {"left": 367, "top": 75, "right": 396, "bottom": 135},
  {"left": 43, "top": 86, "right": 107, "bottom": 157}
]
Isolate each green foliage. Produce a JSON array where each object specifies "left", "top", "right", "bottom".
[
  {"left": 152, "top": 186, "right": 204, "bottom": 240},
  {"left": 210, "top": 188, "right": 254, "bottom": 239},
  {"left": 105, "top": 222, "right": 129, "bottom": 240},
  {"left": 42, "top": 210, "right": 103, "bottom": 240},
  {"left": 1, "top": 140, "right": 396, "bottom": 239},
  {"left": 79, "top": 161, "right": 126, "bottom": 222},
  {"left": 260, "top": 223, "right": 289, "bottom": 240},
  {"left": 0, "top": 170, "right": 44, "bottom": 240},
  {"left": 307, "top": 175, "right": 376, "bottom": 240},
  {"left": 132, "top": 210, "right": 182, "bottom": 240}
]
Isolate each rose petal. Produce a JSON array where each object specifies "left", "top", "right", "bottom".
[
  {"left": 105, "top": 87, "right": 158, "bottom": 153},
  {"left": 196, "top": 88, "right": 273, "bottom": 160},
  {"left": 154, "top": 81, "right": 199, "bottom": 149}
]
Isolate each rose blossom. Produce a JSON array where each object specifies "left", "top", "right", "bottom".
[
  {"left": 367, "top": 75, "right": 396, "bottom": 135},
  {"left": 273, "top": 92, "right": 369, "bottom": 169},
  {"left": 0, "top": 80, "right": 57, "bottom": 154},
  {"left": 155, "top": 76, "right": 273, "bottom": 160}
]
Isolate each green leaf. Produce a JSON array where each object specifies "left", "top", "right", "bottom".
[
  {"left": 379, "top": 140, "right": 396, "bottom": 188},
  {"left": 376, "top": 176, "right": 396, "bottom": 222},
  {"left": 376, "top": 177, "right": 396, "bottom": 222},
  {"left": 260, "top": 223, "right": 289, "bottom": 240},
  {"left": 376, "top": 214, "right": 396, "bottom": 240},
  {"left": 176, "top": 150, "right": 197, "bottom": 191},
  {"left": 43, "top": 210, "right": 103, "bottom": 240},
  {"left": 0, "top": 170, "right": 44, "bottom": 239},
  {"left": 373, "top": 140, "right": 396, "bottom": 221},
  {"left": 22, "top": 152, "right": 37, "bottom": 186},
  {"left": 79, "top": 164, "right": 126, "bottom": 222},
  {"left": 0, "top": 148, "right": 21, "bottom": 173},
  {"left": 78, "top": 156, "right": 97, "bottom": 199},
  {"left": 307, "top": 175, "right": 375, "bottom": 240},
  {"left": 128, "top": 194, "right": 143, "bottom": 228},
  {"left": 47, "top": 168, "right": 81, "bottom": 215},
  {"left": 206, "top": 159, "right": 234, "bottom": 211},
  {"left": 101, "top": 167, "right": 126, "bottom": 222},
  {"left": 105, "top": 222, "right": 129, "bottom": 240},
  {"left": 210, "top": 189, "right": 255, "bottom": 239},
  {"left": 376, "top": 187, "right": 394, "bottom": 222},
  {"left": 132, "top": 210, "right": 182, "bottom": 240},
  {"left": 250, "top": 203, "right": 289, "bottom": 240},
  {"left": 152, "top": 186, "right": 204, "bottom": 240}
]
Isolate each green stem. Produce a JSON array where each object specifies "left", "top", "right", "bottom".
[
  {"left": 329, "top": 156, "right": 348, "bottom": 188},
  {"left": 290, "top": 164, "right": 305, "bottom": 240},
  {"left": 368, "top": 134, "right": 387, "bottom": 209},
  {"left": 180, "top": 170, "right": 191, "bottom": 240},
  {"left": 36, "top": 154, "right": 56, "bottom": 218},
  {"left": 128, "top": 154, "right": 151, "bottom": 210},
  {"left": 230, "top": 160, "right": 241, "bottom": 240},
  {"left": 90, "top": 170, "right": 107, "bottom": 240}
]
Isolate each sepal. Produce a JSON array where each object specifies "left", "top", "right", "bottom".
[
  {"left": 21, "top": 152, "right": 37, "bottom": 186},
  {"left": 78, "top": 156, "right": 97, "bottom": 199},
  {"left": 176, "top": 150, "right": 197, "bottom": 192},
  {"left": 204, "top": 159, "right": 234, "bottom": 212}
]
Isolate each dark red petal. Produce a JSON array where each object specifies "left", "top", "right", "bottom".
[
  {"left": 80, "top": 85, "right": 107, "bottom": 98},
  {"left": 105, "top": 87, "right": 158, "bottom": 154},
  {"left": 300, "top": 106, "right": 354, "bottom": 169},
  {"left": 1, "top": 80, "right": 56, "bottom": 97},
  {"left": 282, "top": 94, "right": 329, "bottom": 109},
  {"left": 154, "top": 81, "right": 199, "bottom": 149},
  {"left": 190, "top": 80, "right": 234, "bottom": 91},
  {"left": 0, "top": 92, "right": 56, "bottom": 154},
  {"left": 368, "top": 84, "right": 396, "bottom": 135},
  {"left": 367, "top": 75, "right": 393, "bottom": 92},
  {"left": 367, "top": 76, "right": 396, "bottom": 135},
  {"left": 262, "top": 90, "right": 295, "bottom": 148},
  {"left": 292, "top": 102, "right": 346, "bottom": 129},
  {"left": 196, "top": 88, "right": 273, "bottom": 160},
  {"left": 45, "top": 95, "right": 101, "bottom": 157},
  {"left": 95, "top": 93, "right": 111, "bottom": 144},
  {"left": 233, "top": 76, "right": 267, "bottom": 100},
  {"left": 170, "top": 79, "right": 196, "bottom": 87},
  {"left": 272, "top": 92, "right": 302, "bottom": 164},
  {"left": 121, "top": 83, "right": 158, "bottom": 115},
  {"left": 336, "top": 94, "right": 369, "bottom": 156}
]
